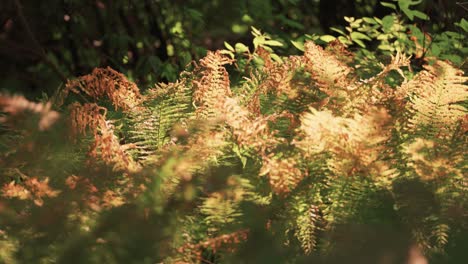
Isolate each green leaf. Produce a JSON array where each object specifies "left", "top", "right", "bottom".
[
  {"left": 374, "top": 17, "right": 383, "bottom": 25},
  {"left": 430, "top": 43, "right": 441, "bottom": 57},
  {"left": 319, "top": 35, "right": 336, "bottom": 42},
  {"left": 291, "top": 40, "right": 305, "bottom": 51},
  {"left": 220, "top": 50, "right": 235, "bottom": 59},
  {"left": 264, "top": 40, "right": 284, "bottom": 47},
  {"left": 398, "top": 0, "right": 425, "bottom": 21},
  {"left": 253, "top": 55, "right": 265, "bottom": 66},
  {"left": 353, "top": 39, "right": 366, "bottom": 48},
  {"left": 186, "top": 8, "right": 203, "bottom": 21},
  {"left": 412, "top": 10, "right": 429, "bottom": 20},
  {"left": 382, "top": 15, "right": 394, "bottom": 32},
  {"left": 455, "top": 18, "right": 468, "bottom": 32},
  {"left": 224, "top": 41, "right": 234, "bottom": 52},
  {"left": 363, "top": 17, "right": 377, "bottom": 24},
  {"left": 251, "top": 26, "right": 262, "bottom": 36},
  {"left": 338, "top": 36, "right": 351, "bottom": 45},
  {"left": 350, "top": 32, "right": 371, "bottom": 41},
  {"left": 381, "top": 1, "right": 397, "bottom": 9},
  {"left": 378, "top": 44, "right": 393, "bottom": 51},
  {"left": 235, "top": 43, "right": 250, "bottom": 53},
  {"left": 441, "top": 54, "right": 462, "bottom": 65},
  {"left": 330, "top": 27, "right": 346, "bottom": 35},
  {"left": 253, "top": 37, "right": 262, "bottom": 49},
  {"left": 270, "top": 53, "right": 283, "bottom": 63},
  {"left": 277, "top": 14, "right": 305, "bottom": 30}
]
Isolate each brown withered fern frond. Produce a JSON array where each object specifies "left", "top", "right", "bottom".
[
  {"left": 193, "top": 51, "right": 233, "bottom": 119},
  {"left": 69, "top": 102, "right": 107, "bottom": 138},
  {"left": 91, "top": 119, "right": 141, "bottom": 173},
  {"left": 260, "top": 154, "right": 305, "bottom": 195},
  {"left": 303, "top": 41, "right": 354, "bottom": 95},
  {"left": 177, "top": 229, "right": 249, "bottom": 263},
  {"left": 294, "top": 107, "right": 392, "bottom": 177},
  {"left": 223, "top": 97, "right": 282, "bottom": 154},
  {"left": 0, "top": 94, "right": 60, "bottom": 131},
  {"left": 301, "top": 41, "right": 370, "bottom": 116},
  {"left": 2, "top": 176, "right": 60, "bottom": 207},
  {"left": 69, "top": 102, "right": 141, "bottom": 173},
  {"left": 65, "top": 67, "right": 142, "bottom": 112},
  {"left": 259, "top": 55, "right": 306, "bottom": 100},
  {"left": 397, "top": 61, "right": 468, "bottom": 138},
  {"left": 356, "top": 51, "right": 412, "bottom": 107}
]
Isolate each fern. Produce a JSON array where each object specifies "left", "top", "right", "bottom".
[
  {"left": 398, "top": 61, "right": 468, "bottom": 138},
  {"left": 127, "top": 80, "right": 193, "bottom": 163},
  {"left": 1, "top": 32, "right": 467, "bottom": 263}
]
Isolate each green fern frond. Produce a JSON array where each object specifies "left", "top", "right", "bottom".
[{"left": 127, "top": 81, "right": 193, "bottom": 163}]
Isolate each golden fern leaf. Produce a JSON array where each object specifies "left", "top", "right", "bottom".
[
  {"left": 223, "top": 97, "right": 281, "bottom": 154},
  {"left": 259, "top": 155, "right": 305, "bottom": 195},
  {"left": 294, "top": 107, "right": 391, "bottom": 177},
  {"left": 403, "top": 138, "right": 463, "bottom": 181},
  {"left": 398, "top": 61, "right": 468, "bottom": 137},
  {"left": 92, "top": 119, "right": 141, "bottom": 173},
  {"left": 65, "top": 67, "right": 142, "bottom": 112},
  {"left": 193, "top": 51, "right": 233, "bottom": 119},
  {"left": 156, "top": 119, "right": 230, "bottom": 193},
  {"left": 303, "top": 41, "right": 354, "bottom": 95}
]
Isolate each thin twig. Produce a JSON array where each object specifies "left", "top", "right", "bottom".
[{"left": 456, "top": 2, "right": 468, "bottom": 12}]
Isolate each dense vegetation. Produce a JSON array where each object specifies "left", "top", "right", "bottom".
[{"left": 1, "top": 0, "right": 467, "bottom": 263}]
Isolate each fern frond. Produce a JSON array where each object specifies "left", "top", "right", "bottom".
[
  {"left": 259, "top": 154, "right": 305, "bottom": 195},
  {"left": 177, "top": 229, "right": 248, "bottom": 263},
  {"left": 69, "top": 102, "right": 141, "bottom": 173},
  {"left": 294, "top": 107, "right": 391, "bottom": 177},
  {"left": 65, "top": 67, "right": 142, "bottom": 111},
  {"left": 200, "top": 192, "right": 242, "bottom": 231},
  {"left": 288, "top": 192, "right": 321, "bottom": 254},
  {"left": 223, "top": 97, "right": 280, "bottom": 154},
  {"left": 127, "top": 81, "right": 193, "bottom": 163},
  {"left": 321, "top": 176, "right": 368, "bottom": 227},
  {"left": 403, "top": 138, "right": 463, "bottom": 181},
  {"left": 193, "top": 51, "right": 233, "bottom": 119},
  {"left": 303, "top": 41, "right": 354, "bottom": 95},
  {"left": 398, "top": 61, "right": 468, "bottom": 137},
  {"left": 258, "top": 55, "right": 305, "bottom": 100},
  {"left": 2, "top": 176, "right": 60, "bottom": 206}
]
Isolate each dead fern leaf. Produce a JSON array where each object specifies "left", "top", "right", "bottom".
[
  {"left": 193, "top": 51, "right": 233, "bottom": 119},
  {"left": 398, "top": 61, "right": 468, "bottom": 137},
  {"left": 69, "top": 102, "right": 141, "bottom": 173},
  {"left": 294, "top": 107, "right": 391, "bottom": 177},
  {"left": 65, "top": 67, "right": 142, "bottom": 111}
]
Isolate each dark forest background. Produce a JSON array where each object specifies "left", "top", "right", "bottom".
[{"left": 0, "top": 0, "right": 465, "bottom": 97}]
